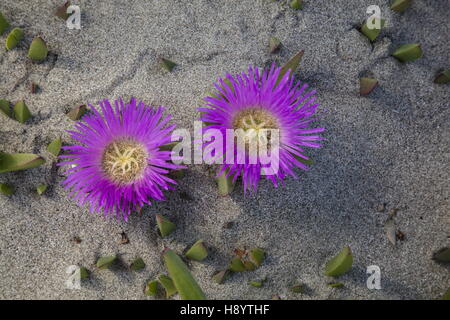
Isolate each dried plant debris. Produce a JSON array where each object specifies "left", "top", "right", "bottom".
[
  {"left": 130, "top": 257, "right": 145, "bottom": 271},
  {"left": 13, "top": 100, "right": 31, "bottom": 123},
  {"left": 36, "top": 184, "right": 47, "bottom": 195},
  {"left": 156, "top": 214, "right": 176, "bottom": 237},
  {"left": 71, "top": 236, "right": 82, "bottom": 244},
  {"left": 269, "top": 36, "right": 281, "bottom": 53},
  {"left": 392, "top": 43, "right": 422, "bottom": 62},
  {"left": 185, "top": 240, "right": 208, "bottom": 261},
  {"left": 289, "top": 0, "right": 303, "bottom": 10},
  {"left": 390, "top": 0, "right": 412, "bottom": 12},
  {"left": 375, "top": 203, "right": 386, "bottom": 212},
  {"left": 144, "top": 280, "right": 159, "bottom": 297},
  {"left": 160, "top": 58, "right": 177, "bottom": 72},
  {"left": 360, "top": 18, "right": 385, "bottom": 42},
  {"left": 212, "top": 270, "right": 231, "bottom": 284},
  {"left": 55, "top": 1, "right": 71, "bottom": 20},
  {"left": 434, "top": 70, "right": 450, "bottom": 84},
  {"left": 96, "top": 255, "right": 117, "bottom": 270},
  {"left": 324, "top": 246, "right": 353, "bottom": 277},
  {"left": 228, "top": 248, "right": 266, "bottom": 272},
  {"left": 118, "top": 231, "right": 129, "bottom": 244},
  {"left": 384, "top": 217, "right": 397, "bottom": 246},
  {"left": 163, "top": 249, "right": 206, "bottom": 300},
  {"left": 0, "top": 11, "right": 10, "bottom": 35},
  {"left": 31, "top": 82, "right": 39, "bottom": 94},
  {"left": 395, "top": 230, "right": 405, "bottom": 241},
  {"left": 432, "top": 247, "right": 450, "bottom": 263},
  {"left": 0, "top": 99, "right": 11, "bottom": 117},
  {"left": 0, "top": 183, "right": 14, "bottom": 196},
  {"left": 5, "top": 28, "right": 23, "bottom": 50},
  {"left": 67, "top": 105, "right": 87, "bottom": 120},
  {"left": 28, "top": 37, "right": 49, "bottom": 61},
  {"left": 47, "top": 138, "right": 62, "bottom": 157},
  {"left": 290, "top": 284, "right": 304, "bottom": 293},
  {"left": 360, "top": 77, "right": 378, "bottom": 95},
  {"left": 0, "top": 153, "right": 45, "bottom": 173}
]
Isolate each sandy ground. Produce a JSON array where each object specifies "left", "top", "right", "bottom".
[{"left": 0, "top": 0, "right": 449, "bottom": 300}]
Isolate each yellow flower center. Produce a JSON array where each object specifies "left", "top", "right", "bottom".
[
  {"left": 233, "top": 108, "right": 278, "bottom": 145},
  {"left": 102, "top": 139, "right": 148, "bottom": 184}
]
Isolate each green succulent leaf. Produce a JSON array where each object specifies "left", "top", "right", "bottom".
[
  {"left": 161, "top": 58, "right": 177, "bottom": 72},
  {"left": 290, "top": 284, "right": 304, "bottom": 293},
  {"left": 360, "top": 77, "right": 378, "bottom": 95},
  {"left": 158, "top": 274, "right": 177, "bottom": 298},
  {"left": 434, "top": 70, "right": 450, "bottom": 84},
  {"left": 228, "top": 257, "right": 246, "bottom": 272},
  {"left": 217, "top": 170, "right": 235, "bottom": 196},
  {"left": 289, "top": 0, "right": 303, "bottom": 10},
  {"left": 144, "top": 280, "right": 159, "bottom": 297},
  {"left": 442, "top": 288, "right": 450, "bottom": 300},
  {"left": 163, "top": 249, "right": 206, "bottom": 300},
  {"left": 185, "top": 240, "right": 208, "bottom": 261},
  {"left": 360, "top": 19, "right": 385, "bottom": 42},
  {"left": 269, "top": 36, "right": 281, "bottom": 53},
  {"left": 79, "top": 266, "right": 89, "bottom": 279},
  {"left": 96, "top": 255, "right": 116, "bottom": 270},
  {"left": 324, "top": 246, "right": 353, "bottom": 277},
  {"left": 67, "top": 105, "right": 87, "bottom": 120},
  {"left": 0, "top": 99, "right": 11, "bottom": 117},
  {"left": 0, "top": 11, "right": 10, "bottom": 35},
  {"left": 13, "top": 101, "right": 31, "bottom": 123},
  {"left": 156, "top": 214, "right": 176, "bottom": 237},
  {"left": 432, "top": 247, "right": 450, "bottom": 263},
  {"left": 47, "top": 138, "right": 62, "bottom": 157},
  {"left": 212, "top": 270, "right": 231, "bottom": 284},
  {"left": 392, "top": 43, "right": 423, "bottom": 62},
  {"left": 5, "top": 28, "right": 23, "bottom": 50},
  {"left": 36, "top": 184, "right": 47, "bottom": 195},
  {"left": 275, "top": 49, "right": 304, "bottom": 87},
  {"left": 130, "top": 257, "right": 146, "bottom": 271},
  {"left": 0, "top": 153, "right": 45, "bottom": 173},
  {"left": 28, "top": 37, "right": 48, "bottom": 61},
  {"left": 0, "top": 183, "right": 14, "bottom": 195},
  {"left": 249, "top": 248, "right": 265, "bottom": 267},
  {"left": 390, "top": 0, "right": 412, "bottom": 12}
]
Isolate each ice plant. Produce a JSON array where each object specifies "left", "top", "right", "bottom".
[
  {"left": 59, "top": 98, "right": 182, "bottom": 220},
  {"left": 199, "top": 65, "right": 324, "bottom": 192}
]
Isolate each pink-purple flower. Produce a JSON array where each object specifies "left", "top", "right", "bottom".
[
  {"left": 59, "top": 98, "right": 182, "bottom": 220},
  {"left": 198, "top": 65, "right": 325, "bottom": 192}
]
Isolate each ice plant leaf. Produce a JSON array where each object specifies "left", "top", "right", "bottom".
[
  {"left": 442, "top": 288, "right": 450, "bottom": 300},
  {"left": 159, "top": 141, "right": 179, "bottom": 151},
  {"left": 324, "top": 246, "right": 353, "bottom": 277},
  {"left": 0, "top": 153, "right": 45, "bottom": 173},
  {"left": 158, "top": 274, "right": 177, "bottom": 298},
  {"left": 79, "top": 266, "right": 89, "bottom": 279},
  {"left": 212, "top": 270, "right": 231, "bottom": 284},
  {"left": 28, "top": 37, "right": 48, "bottom": 61},
  {"left": 96, "top": 255, "right": 116, "bottom": 269},
  {"left": 156, "top": 214, "right": 176, "bottom": 237},
  {"left": 163, "top": 249, "right": 206, "bottom": 300},
  {"left": 269, "top": 36, "right": 281, "bottom": 53},
  {"left": 384, "top": 217, "right": 396, "bottom": 246},
  {"left": 392, "top": 43, "right": 422, "bottom": 62},
  {"left": 217, "top": 170, "right": 235, "bottom": 196},
  {"left": 289, "top": 0, "right": 303, "bottom": 10},
  {"left": 36, "top": 184, "right": 47, "bottom": 195},
  {"left": 160, "top": 58, "right": 177, "bottom": 72},
  {"left": 55, "top": 1, "right": 71, "bottom": 20},
  {"left": 276, "top": 50, "right": 304, "bottom": 86},
  {"left": 249, "top": 248, "right": 265, "bottom": 267},
  {"left": 360, "top": 77, "right": 378, "bottom": 95},
  {"left": 434, "top": 70, "right": 450, "bottom": 84},
  {"left": 390, "top": 0, "right": 412, "bottom": 12},
  {"left": 0, "top": 99, "right": 11, "bottom": 117},
  {"left": 290, "top": 284, "right": 304, "bottom": 293},
  {"left": 185, "top": 240, "right": 208, "bottom": 261},
  {"left": 0, "top": 11, "right": 9, "bottom": 35},
  {"left": 328, "top": 282, "right": 344, "bottom": 288},
  {"left": 13, "top": 100, "right": 31, "bottom": 123},
  {"left": 130, "top": 257, "right": 146, "bottom": 271},
  {"left": 360, "top": 19, "right": 385, "bottom": 42},
  {"left": 228, "top": 257, "right": 246, "bottom": 272},
  {"left": 249, "top": 280, "right": 263, "bottom": 288},
  {"left": 47, "top": 138, "right": 62, "bottom": 157},
  {"left": 145, "top": 280, "right": 159, "bottom": 297},
  {"left": 67, "top": 104, "right": 87, "bottom": 120},
  {"left": 432, "top": 247, "right": 450, "bottom": 263},
  {"left": 0, "top": 183, "right": 14, "bottom": 196},
  {"left": 5, "top": 28, "right": 23, "bottom": 50}
]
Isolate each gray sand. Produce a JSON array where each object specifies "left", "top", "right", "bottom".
[{"left": 0, "top": 0, "right": 449, "bottom": 300}]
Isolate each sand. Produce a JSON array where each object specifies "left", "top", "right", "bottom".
[{"left": 0, "top": 0, "right": 448, "bottom": 300}]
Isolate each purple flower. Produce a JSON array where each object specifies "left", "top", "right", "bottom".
[
  {"left": 59, "top": 98, "right": 182, "bottom": 220},
  {"left": 198, "top": 65, "right": 325, "bottom": 192}
]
